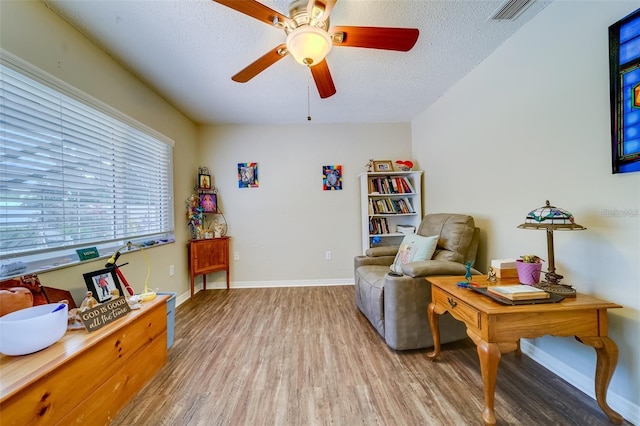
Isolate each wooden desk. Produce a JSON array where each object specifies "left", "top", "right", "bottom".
[
  {"left": 426, "top": 276, "right": 623, "bottom": 425},
  {"left": 189, "top": 237, "right": 230, "bottom": 296},
  {"left": 0, "top": 295, "right": 168, "bottom": 425}
]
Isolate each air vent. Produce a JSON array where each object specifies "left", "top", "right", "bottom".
[{"left": 489, "top": 0, "right": 535, "bottom": 21}]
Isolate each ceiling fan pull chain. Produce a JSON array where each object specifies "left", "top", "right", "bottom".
[{"left": 307, "top": 78, "right": 312, "bottom": 121}]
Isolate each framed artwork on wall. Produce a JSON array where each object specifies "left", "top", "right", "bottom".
[
  {"left": 323, "top": 165, "right": 342, "bottom": 190},
  {"left": 609, "top": 8, "right": 640, "bottom": 174},
  {"left": 238, "top": 162, "right": 259, "bottom": 188}
]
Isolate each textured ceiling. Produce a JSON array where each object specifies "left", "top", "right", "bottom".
[{"left": 43, "top": 0, "right": 551, "bottom": 125}]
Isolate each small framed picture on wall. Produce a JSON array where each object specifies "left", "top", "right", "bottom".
[
  {"left": 238, "top": 162, "right": 259, "bottom": 188},
  {"left": 323, "top": 165, "right": 342, "bottom": 190}
]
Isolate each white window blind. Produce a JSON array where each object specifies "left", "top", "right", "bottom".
[{"left": 0, "top": 60, "right": 174, "bottom": 277}]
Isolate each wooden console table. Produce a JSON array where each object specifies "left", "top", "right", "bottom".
[
  {"left": 189, "top": 237, "right": 230, "bottom": 296},
  {"left": 0, "top": 295, "right": 168, "bottom": 425},
  {"left": 426, "top": 275, "right": 623, "bottom": 425}
]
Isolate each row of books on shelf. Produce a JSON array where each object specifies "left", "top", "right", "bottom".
[
  {"left": 368, "top": 197, "right": 415, "bottom": 215},
  {"left": 369, "top": 217, "right": 390, "bottom": 234},
  {"left": 368, "top": 176, "right": 416, "bottom": 195},
  {"left": 369, "top": 219, "right": 417, "bottom": 235}
]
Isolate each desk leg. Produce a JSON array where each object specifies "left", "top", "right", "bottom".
[
  {"left": 476, "top": 338, "right": 501, "bottom": 426},
  {"left": 427, "top": 302, "right": 443, "bottom": 360},
  {"left": 575, "top": 335, "right": 623, "bottom": 424},
  {"left": 190, "top": 273, "right": 195, "bottom": 298}
]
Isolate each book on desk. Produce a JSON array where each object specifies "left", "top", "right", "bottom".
[{"left": 487, "top": 284, "right": 550, "bottom": 301}]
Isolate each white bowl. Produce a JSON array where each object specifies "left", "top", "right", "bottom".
[{"left": 0, "top": 303, "right": 68, "bottom": 356}]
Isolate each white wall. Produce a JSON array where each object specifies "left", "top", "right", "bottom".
[
  {"left": 0, "top": 1, "right": 199, "bottom": 304},
  {"left": 198, "top": 122, "right": 412, "bottom": 286},
  {"left": 412, "top": 1, "right": 640, "bottom": 421}
]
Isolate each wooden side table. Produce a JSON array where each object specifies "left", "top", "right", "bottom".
[
  {"left": 188, "top": 237, "right": 230, "bottom": 297},
  {"left": 426, "top": 275, "right": 623, "bottom": 425}
]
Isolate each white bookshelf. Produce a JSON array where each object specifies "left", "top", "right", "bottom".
[{"left": 359, "top": 170, "right": 423, "bottom": 254}]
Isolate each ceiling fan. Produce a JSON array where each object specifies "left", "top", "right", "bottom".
[{"left": 213, "top": 0, "right": 419, "bottom": 99}]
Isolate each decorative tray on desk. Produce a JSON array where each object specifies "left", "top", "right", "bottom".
[{"left": 471, "top": 287, "right": 565, "bottom": 305}]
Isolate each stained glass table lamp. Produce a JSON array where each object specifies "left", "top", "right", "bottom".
[{"left": 517, "top": 200, "right": 586, "bottom": 296}]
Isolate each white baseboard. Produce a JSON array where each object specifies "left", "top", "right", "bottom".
[
  {"left": 175, "top": 279, "right": 354, "bottom": 306},
  {"left": 521, "top": 340, "right": 639, "bottom": 425},
  {"left": 225, "top": 278, "right": 354, "bottom": 288}
]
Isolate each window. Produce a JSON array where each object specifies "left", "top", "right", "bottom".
[
  {"left": 609, "top": 8, "right": 640, "bottom": 174},
  {"left": 1, "top": 53, "right": 174, "bottom": 278}
]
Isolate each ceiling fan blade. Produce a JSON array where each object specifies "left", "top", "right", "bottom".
[
  {"left": 213, "top": 0, "right": 291, "bottom": 27},
  {"left": 232, "top": 44, "right": 288, "bottom": 83},
  {"left": 330, "top": 26, "right": 419, "bottom": 51},
  {"left": 306, "top": 0, "right": 337, "bottom": 23},
  {"left": 310, "top": 60, "right": 336, "bottom": 99}
]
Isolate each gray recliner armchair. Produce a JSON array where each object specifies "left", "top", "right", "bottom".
[{"left": 354, "top": 213, "right": 480, "bottom": 350}]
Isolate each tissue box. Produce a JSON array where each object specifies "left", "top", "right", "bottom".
[
  {"left": 490, "top": 259, "right": 518, "bottom": 278},
  {"left": 396, "top": 225, "right": 416, "bottom": 234}
]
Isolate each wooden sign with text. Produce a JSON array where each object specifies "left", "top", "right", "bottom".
[{"left": 80, "top": 296, "right": 132, "bottom": 332}]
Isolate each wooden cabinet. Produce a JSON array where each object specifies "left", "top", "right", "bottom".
[
  {"left": 189, "top": 237, "right": 230, "bottom": 296},
  {"left": 0, "top": 295, "right": 168, "bottom": 425},
  {"left": 359, "top": 171, "right": 423, "bottom": 254}
]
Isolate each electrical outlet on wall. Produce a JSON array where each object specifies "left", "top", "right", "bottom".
[
  {"left": 325, "top": 251, "right": 332, "bottom": 260},
  {"left": 234, "top": 252, "right": 240, "bottom": 261},
  {"left": 169, "top": 265, "right": 175, "bottom": 276}
]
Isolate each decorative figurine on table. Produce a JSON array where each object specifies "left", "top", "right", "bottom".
[
  {"left": 79, "top": 291, "right": 98, "bottom": 312},
  {"left": 365, "top": 159, "right": 373, "bottom": 172},
  {"left": 62, "top": 300, "right": 84, "bottom": 330},
  {"left": 457, "top": 261, "right": 479, "bottom": 289},
  {"left": 464, "top": 261, "right": 473, "bottom": 283},
  {"left": 487, "top": 266, "right": 497, "bottom": 283}
]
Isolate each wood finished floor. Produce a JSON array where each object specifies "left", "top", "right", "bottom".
[{"left": 112, "top": 286, "right": 625, "bottom": 425}]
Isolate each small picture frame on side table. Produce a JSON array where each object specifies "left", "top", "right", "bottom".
[
  {"left": 372, "top": 160, "right": 394, "bottom": 172},
  {"left": 83, "top": 267, "right": 124, "bottom": 303}
]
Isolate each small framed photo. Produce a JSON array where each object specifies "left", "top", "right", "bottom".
[
  {"left": 373, "top": 160, "right": 394, "bottom": 172},
  {"left": 323, "top": 165, "right": 342, "bottom": 190},
  {"left": 200, "top": 193, "right": 218, "bottom": 213},
  {"left": 198, "top": 174, "right": 211, "bottom": 189},
  {"left": 238, "top": 162, "right": 259, "bottom": 188},
  {"left": 83, "top": 267, "right": 124, "bottom": 303}
]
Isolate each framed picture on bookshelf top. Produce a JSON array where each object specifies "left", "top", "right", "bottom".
[{"left": 372, "top": 160, "right": 393, "bottom": 172}]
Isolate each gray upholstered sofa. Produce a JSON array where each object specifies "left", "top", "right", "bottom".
[{"left": 354, "top": 213, "right": 480, "bottom": 350}]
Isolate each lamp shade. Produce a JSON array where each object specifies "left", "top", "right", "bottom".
[
  {"left": 517, "top": 200, "right": 585, "bottom": 231},
  {"left": 286, "top": 25, "right": 332, "bottom": 66}
]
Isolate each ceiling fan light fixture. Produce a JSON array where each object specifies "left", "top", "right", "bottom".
[{"left": 286, "top": 25, "right": 332, "bottom": 66}]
